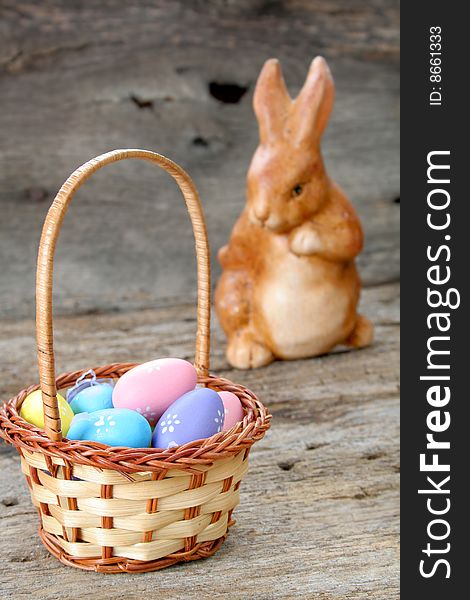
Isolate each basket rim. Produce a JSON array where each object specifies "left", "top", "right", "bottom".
[{"left": 0, "top": 363, "right": 271, "bottom": 474}]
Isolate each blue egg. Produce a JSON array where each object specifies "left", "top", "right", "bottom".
[
  {"left": 70, "top": 384, "right": 114, "bottom": 415},
  {"left": 67, "top": 408, "right": 152, "bottom": 448},
  {"left": 152, "top": 387, "right": 224, "bottom": 449}
]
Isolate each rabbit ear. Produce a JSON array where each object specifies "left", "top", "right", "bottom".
[
  {"left": 253, "top": 59, "right": 291, "bottom": 144},
  {"left": 293, "top": 56, "right": 335, "bottom": 143}
]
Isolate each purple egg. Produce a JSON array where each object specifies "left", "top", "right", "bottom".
[{"left": 152, "top": 388, "right": 224, "bottom": 449}]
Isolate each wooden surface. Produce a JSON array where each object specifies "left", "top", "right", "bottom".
[
  {"left": 0, "top": 0, "right": 399, "bottom": 320},
  {"left": 0, "top": 283, "right": 399, "bottom": 599},
  {"left": 0, "top": 1, "right": 399, "bottom": 598}
]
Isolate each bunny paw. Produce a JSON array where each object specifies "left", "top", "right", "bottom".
[
  {"left": 226, "top": 330, "right": 274, "bottom": 369},
  {"left": 289, "top": 223, "right": 322, "bottom": 256},
  {"left": 346, "top": 314, "right": 374, "bottom": 348}
]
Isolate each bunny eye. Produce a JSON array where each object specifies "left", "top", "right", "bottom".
[{"left": 291, "top": 184, "right": 303, "bottom": 197}]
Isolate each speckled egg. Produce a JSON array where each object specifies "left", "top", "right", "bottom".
[
  {"left": 218, "top": 391, "right": 244, "bottom": 431},
  {"left": 20, "top": 389, "right": 74, "bottom": 436},
  {"left": 152, "top": 387, "right": 224, "bottom": 449},
  {"left": 67, "top": 408, "right": 152, "bottom": 448},
  {"left": 69, "top": 383, "right": 114, "bottom": 415},
  {"left": 112, "top": 358, "right": 198, "bottom": 423}
]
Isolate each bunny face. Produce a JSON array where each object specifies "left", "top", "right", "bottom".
[
  {"left": 247, "top": 143, "right": 329, "bottom": 233},
  {"left": 247, "top": 57, "right": 334, "bottom": 233}
]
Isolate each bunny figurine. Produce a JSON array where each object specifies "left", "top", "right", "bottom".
[{"left": 215, "top": 57, "right": 373, "bottom": 369}]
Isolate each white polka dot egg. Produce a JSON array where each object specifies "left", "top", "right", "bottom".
[
  {"left": 152, "top": 388, "right": 224, "bottom": 449},
  {"left": 112, "top": 358, "right": 197, "bottom": 425},
  {"left": 67, "top": 408, "right": 152, "bottom": 448}
]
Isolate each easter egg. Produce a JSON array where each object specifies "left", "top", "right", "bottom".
[
  {"left": 69, "top": 383, "right": 114, "bottom": 415},
  {"left": 112, "top": 358, "right": 198, "bottom": 423},
  {"left": 20, "top": 389, "right": 74, "bottom": 436},
  {"left": 66, "top": 369, "right": 114, "bottom": 404},
  {"left": 152, "top": 387, "right": 224, "bottom": 449},
  {"left": 67, "top": 408, "right": 152, "bottom": 448},
  {"left": 218, "top": 391, "right": 244, "bottom": 431}
]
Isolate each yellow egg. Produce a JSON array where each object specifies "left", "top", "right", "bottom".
[{"left": 20, "top": 389, "right": 74, "bottom": 436}]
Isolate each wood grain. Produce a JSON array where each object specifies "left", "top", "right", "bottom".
[
  {"left": 0, "top": 1, "right": 399, "bottom": 597},
  {"left": 0, "top": 0, "right": 399, "bottom": 319},
  {"left": 0, "top": 283, "right": 399, "bottom": 598}
]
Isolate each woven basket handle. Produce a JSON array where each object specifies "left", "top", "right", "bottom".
[{"left": 36, "top": 149, "right": 211, "bottom": 441}]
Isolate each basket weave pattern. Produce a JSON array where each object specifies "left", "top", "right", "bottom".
[{"left": 0, "top": 150, "right": 271, "bottom": 573}]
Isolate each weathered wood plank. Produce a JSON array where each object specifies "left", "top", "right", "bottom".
[
  {"left": 0, "top": 2, "right": 399, "bottom": 596},
  {"left": 0, "top": 0, "right": 399, "bottom": 319},
  {"left": 0, "top": 283, "right": 399, "bottom": 599}
]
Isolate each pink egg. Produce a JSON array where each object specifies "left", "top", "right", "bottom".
[
  {"left": 112, "top": 358, "right": 197, "bottom": 424},
  {"left": 218, "top": 391, "right": 244, "bottom": 431}
]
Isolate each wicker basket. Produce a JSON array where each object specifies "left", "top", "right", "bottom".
[{"left": 0, "top": 149, "right": 271, "bottom": 573}]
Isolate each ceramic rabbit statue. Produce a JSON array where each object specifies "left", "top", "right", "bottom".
[{"left": 215, "top": 57, "right": 374, "bottom": 369}]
